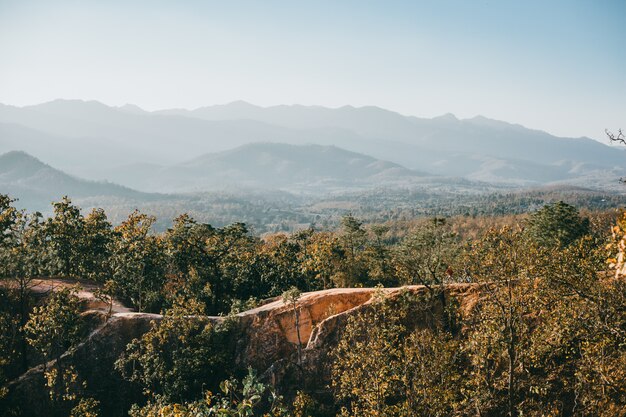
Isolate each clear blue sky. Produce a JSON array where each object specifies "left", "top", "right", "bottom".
[{"left": 0, "top": 0, "right": 624, "bottom": 140}]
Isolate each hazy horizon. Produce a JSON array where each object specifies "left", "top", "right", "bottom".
[
  {"left": 1, "top": 0, "right": 624, "bottom": 141},
  {"left": 0, "top": 97, "right": 612, "bottom": 142}
]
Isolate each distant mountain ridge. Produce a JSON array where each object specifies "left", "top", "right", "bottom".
[
  {"left": 0, "top": 150, "right": 152, "bottom": 211},
  {"left": 103, "top": 142, "right": 427, "bottom": 193},
  {"left": 1, "top": 150, "right": 624, "bottom": 234},
  {"left": 156, "top": 101, "right": 624, "bottom": 173},
  {"left": 0, "top": 99, "right": 624, "bottom": 191}
]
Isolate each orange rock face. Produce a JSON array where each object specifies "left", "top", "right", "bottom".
[{"left": 3, "top": 284, "right": 480, "bottom": 416}]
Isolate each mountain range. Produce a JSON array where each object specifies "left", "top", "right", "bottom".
[
  {"left": 0, "top": 150, "right": 154, "bottom": 211},
  {"left": 0, "top": 99, "right": 624, "bottom": 196},
  {"left": 0, "top": 143, "right": 428, "bottom": 212},
  {"left": 106, "top": 142, "right": 426, "bottom": 193}
]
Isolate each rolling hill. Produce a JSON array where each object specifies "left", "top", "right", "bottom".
[
  {"left": 0, "top": 151, "right": 154, "bottom": 211},
  {"left": 104, "top": 143, "right": 427, "bottom": 193}
]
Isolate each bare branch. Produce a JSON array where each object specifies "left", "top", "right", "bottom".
[{"left": 606, "top": 128, "right": 626, "bottom": 145}]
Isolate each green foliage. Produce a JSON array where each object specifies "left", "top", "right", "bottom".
[
  {"left": 24, "top": 286, "right": 83, "bottom": 365},
  {"left": 281, "top": 287, "right": 302, "bottom": 305},
  {"left": 0, "top": 194, "right": 20, "bottom": 248},
  {"left": 332, "top": 222, "right": 626, "bottom": 417},
  {"left": 163, "top": 214, "right": 215, "bottom": 311},
  {"left": 337, "top": 214, "right": 367, "bottom": 287},
  {"left": 46, "top": 196, "right": 85, "bottom": 277},
  {"left": 332, "top": 289, "right": 463, "bottom": 416},
  {"left": 282, "top": 287, "right": 303, "bottom": 367},
  {"left": 93, "top": 279, "right": 118, "bottom": 317},
  {"left": 463, "top": 226, "right": 556, "bottom": 416},
  {"left": 70, "top": 397, "right": 100, "bottom": 417},
  {"left": 205, "top": 222, "right": 262, "bottom": 313},
  {"left": 0, "top": 288, "right": 17, "bottom": 397},
  {"left": 3, "top": 192, "right": 626, "bottom": 416},
  {"left": 115, "top": 298, "right": 235, "bottom": 403},
  {"left": 393, "top": 217, "right": 459, "bottom": 289},
  {"left": 207, "top": 368, "right": 288, "bottom": 417},
  {"left": 260, "top": 232, "right": 313, "bottom": 294},
  {"left": 129, "top": 368, "right": 288, "bottom": 417},
  {"left": 79, "top": 208, "right": 113, "bottom": 281},
  {"left": 109, "top": 210, "right": 167, "bottom": 312},
  {"left": 525, "top": 201, "right": 590, "bottom": 247},
  {"left": 364, "top": 224, "right": 396, "bottom": 286},
  {"left": 291, "top": 391, "right": 325, "bottom": 417},
  {"left": 301, "top": 231, "right": 344, "bottom": 290},
  {"left": 24, "top": 286, "right": 88, "bottom": 415},
  {"left": 1, "top": 210, "right": 50, "bottom": 280}
]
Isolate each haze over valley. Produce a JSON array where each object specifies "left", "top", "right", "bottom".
[
  {"left": 1, "top": 99, "right": 624, "bottom": 196},
  {"left": 1, "top": 99, "right": 624, "bottom": 232}
]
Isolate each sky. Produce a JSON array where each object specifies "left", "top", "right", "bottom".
[{"left": 0, "top": 0, "right": 624, "bottom": 140}]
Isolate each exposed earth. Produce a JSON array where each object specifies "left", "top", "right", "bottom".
[{"left": 2, "top": 279, "right": 480, "bottom": 416}]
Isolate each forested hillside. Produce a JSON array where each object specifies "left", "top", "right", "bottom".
[
  {"left": 3, "top": 149, "right": 626, "bottom": 233},
  {"left": 1, "top": 194, "right": 625, "bottom": 416},
  {"left": 0, "top": 151, "right": 157, "bottom": 211},
  {"left": 103, "top": 142, "right": 426, "bottom": 193}
]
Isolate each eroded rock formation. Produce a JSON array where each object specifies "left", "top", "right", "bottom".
[{"left": 3, "top": 284, "right": 481, "bottom": 416}]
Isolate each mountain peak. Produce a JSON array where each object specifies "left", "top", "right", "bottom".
[
  {"left": 224, "top": 100, "right": 258, "bottom": 109},
  {"left": 26, "top": 99, "right": 112, "bottom": 114},
  {"left": 0, "top": 150, "right": 49, "bottom": 175},
  {"left": 40, "top": 98, "right": 106, "bottom": 107},
  {"left": 118, "top": 103, "right": 147, "bottom": 114},
  {"left": 432, "top": 112, "right": 458, "bottom": 122},
  {"left": 466, "top": 115, "right": 525, "bottom": 130},
  {"left": 0, "top": 150, "right": 42, "bottom": 163}
]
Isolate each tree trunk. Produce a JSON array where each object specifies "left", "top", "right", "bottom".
[
  {"left": 294, "top": 304, "right": 303, "bottom": 367},
  {"left": 507, "top": 325, "right": 516, "bottom": 417},
  {"left": 19, "top": 284, "right": 28, "bottom": 372}
]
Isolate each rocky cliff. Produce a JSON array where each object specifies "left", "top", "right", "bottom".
[{"left": 3, "top": 284, "right": 480, "bottom": 416}]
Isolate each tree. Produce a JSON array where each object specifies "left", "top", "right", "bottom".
[
  {"left": 70, "top": 398, "right": 100, "bottom": 417},
  {"left": 282, "top": 287, "right": 303, "bottom": 368},
  {"left": 93, "top": 279, "right": 118, "bottom": 318},
  {"left": 332, "top": 289, "right": 463, "bottom": 416},
  {"left": 24, "top": 286, "right": 85, "bottom": 415},
  {"left": 399, "top": 328, "right": 463, "bottom": 416},
  {"left": 337, "top": 214, "right": 367, "bottom": 287},
  {"left": 261, "top": 233, "right": 308, "bottom": 294},
  {"left": 128, "top": 368, "right": 288, "bottom": 417},
  {"left": 525, "top": 201, "right": 590, "bottom": 248},
  {"left": 25, "top": 286, "right": 83, "bottom": 370},
  {"left": 163, "top": 214, "right": 215, "bottom": 312},
  {"left": 204, "top": 222, "right": 259, "bottom": 313},
  {"left": 302, "top": 231, "right": 343, "bottom": 290},
  {"left": 365, "top": 224, "right": 396, "bottom": 286},
  {"left": 394, "top": 217, "right": 458, "bottom": 290},
  {"left": 332, "top": 290, "right": 407, "bottom": 416},
  {"left": 1, "top": 208, "right": 50, "bottom": 372},
  {"left": 115, "top": 297, "right": 235, "bottom": 404},
  {"left": 79, "top": 208, "right": 113, "bottom": 281},
  {"left": 0, "top": 195, "right": 26, "bottom": 375},
  {"left": 568, "top": 212, "right": 626, "bottom": 414},
  {"left": 393, "top": 218, "right": 459, "bottom": 330},
  {"left": 0, "top": 288, "right": 18, "bottom": 399},
  {"left": 0, "top": 194, "right": 20, "bottom": 248},
  {"left": 464, "top": 226, "right": 544, "bottom": 417},
  {"left": 109, "top": 210, "right": 166, "bottom": 312},
  {"left": 46, "top": 196, "right": 85, "bottom": 278},
  {"left": 292, "top": 227, "right": 317, "bottom": 291}
]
